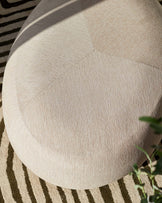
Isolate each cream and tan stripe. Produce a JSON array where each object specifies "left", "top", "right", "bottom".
[
  {"left": 123, "top": 175, "right": 141, "bottom": 202},
  {"left": 0, "top": 68, "right": 4, "bottom": 74},
  {"left": 141, "top": 174, "right": 154, "bottom": 196},
  {"left": 0, "top": 21, "right": 25, "bottom": 34},
  {"left": 21, "top": 164, "right": 37, "bottom": 203},
  {"left": 0, "top": 1, "right": 38, "bottom": 15},
  {"left": 45, "top": 183, "right": 63, "bottom": 203},
  {"left": 87, "top": 188, "right": 104, "bottom": 203},
  {"left": 13, "top": 153, "right": 32, "bottom": 202},
  {"left": 155, "top": 175, "right": 162, "bottom": 188},
  {"left": 59, "top": 188, "right": 75, "bottom": 203},
  {"left": 63, "top": 189, "right": 78, "bottom": 203},
  {"left": 27, "top": 169, "right": 47, "bottom": 202},
  {"left": 0, "top": 187, "right": 5, "bottom": 203},
  {"left": 71, "top": 189, "right": 89, "bottom": 203},
  {"left": 78, "top": 190, "right": 93, "bottom": 203},
  {"left": 0, "top": 130, "right": 15, "bottom": 202},
  {"left": 117, "top": 178, "right": 132, "bottom": 203},
  {"left": 109, "top": 181, "right": 125, "bottom": 203},
  {"left": 84, "top": 190, "right": 95, "bottom": 203}
]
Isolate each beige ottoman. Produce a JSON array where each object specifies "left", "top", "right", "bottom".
[{"left": 2, "top": 0, "right": 162, "bottom": 189}]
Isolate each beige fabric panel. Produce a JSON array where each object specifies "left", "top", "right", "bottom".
[{"left": 81, "top": 0, "right": 162, "bottom": 69}]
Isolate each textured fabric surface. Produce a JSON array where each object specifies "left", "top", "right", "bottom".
[
  {"left": 0, "top": 96, "right": 162, "bottom": 202},
  {"left": 0, "top": 0, "right": 162, "bottom": 202}
]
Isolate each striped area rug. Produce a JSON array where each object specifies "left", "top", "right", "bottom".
[{"left": 0, "top": 1, "right": 162, "bottom": 202}]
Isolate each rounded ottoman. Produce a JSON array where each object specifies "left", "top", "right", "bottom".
[{"left": 2, "top": 0, "right": 162, "bottom": 189}]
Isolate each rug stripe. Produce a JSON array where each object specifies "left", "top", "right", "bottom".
[
  {"left": 0, "top": 21, "right": 26, "bottom": 35},
  {"left": 0, "top": 84, "right": 2, "bottom": 92},
  {"left": 99, "top": 185, "right": 114, "bottom": 203},
  {"left": 0, "top": 51, "right": 10, "bottom": 57},
  {"left": 71, "top": 189, "right": 81, "bottom": 203},
  {"left": 153, "top": 177, "right": 159, "bottom": 188},
  {"left": 39, "top": 178, "right": 53, "bottom": 203},
  {"left": 0, "top": 6, "right": 35, "bottom": 18},
  {"left": 0, "top": 187, "right": 5, "bottom": 203},
  {"left": 118, "top": 178, "right": 133, "bottom": 203},
  {"left": 0, "top": 43, "right": 11, "bottom": 51},
  {"left": 22, "top": 164, "right": 37, "bottom": 203},
  {"left": 132, "top": 173, "right": 143, "bottom": 198},
  {"left": 85, "top": 190, "right": 95, "bottom": 203},
  {"left": 0, "top": 73, "right": 4, "bottom": 79},
  {"left": 44, "top": 183, "right": 64, "bottom": 202},
  {"left": 108, "top": 181, "right": 125, "bottom": 203},
  {"left": 144, "top": 171, "right": 159, "bottom": 190},
  {"left": 57, "top": 186, "right": 68, "bottom": 203},
  {"left": 147, "top": 174, "right": 154, "bottom": 188},
  {"left": 0, "top": 39, "right": 15, "bottom": 46},
  {"left": 123, "top": 175, "right": 141, "bottom": 202},
  {"left": 0, "top": 61, "right": 7, "bottom": 68},
  {"left": 0, "top": 130, "right": 15, "bottom": 202},
  {"left": 0, "top": 0, "right": 33, "bottom": 9},
  {"left": 13, "top": 152, "right": 32, "bottom": 202},
  {"left": 27, "top": 169, "right": 46, "bottom": 202},
  {"left": 0, "top": 16, "right": 27, "bottom": 27},
  {"left": 0, "top": 78, "right": 3, "bottom": 83},
  {"left": 140, "top": 174, "right": 153, "bottom": 196},
  {"left": 6, "top": 143, "right": 23, "bottom": 203},
  {"left": 0, "top": 118, "right": 5, "bottom": 146},
  {"left": 0, "top": 27, "right": 20, "bottom": 37},
  {"left": 155, "top": 175, "right": 162, "bottom": 187},
  {"left": 88, "top": 188, "right": 104, "bottom": 203}
]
